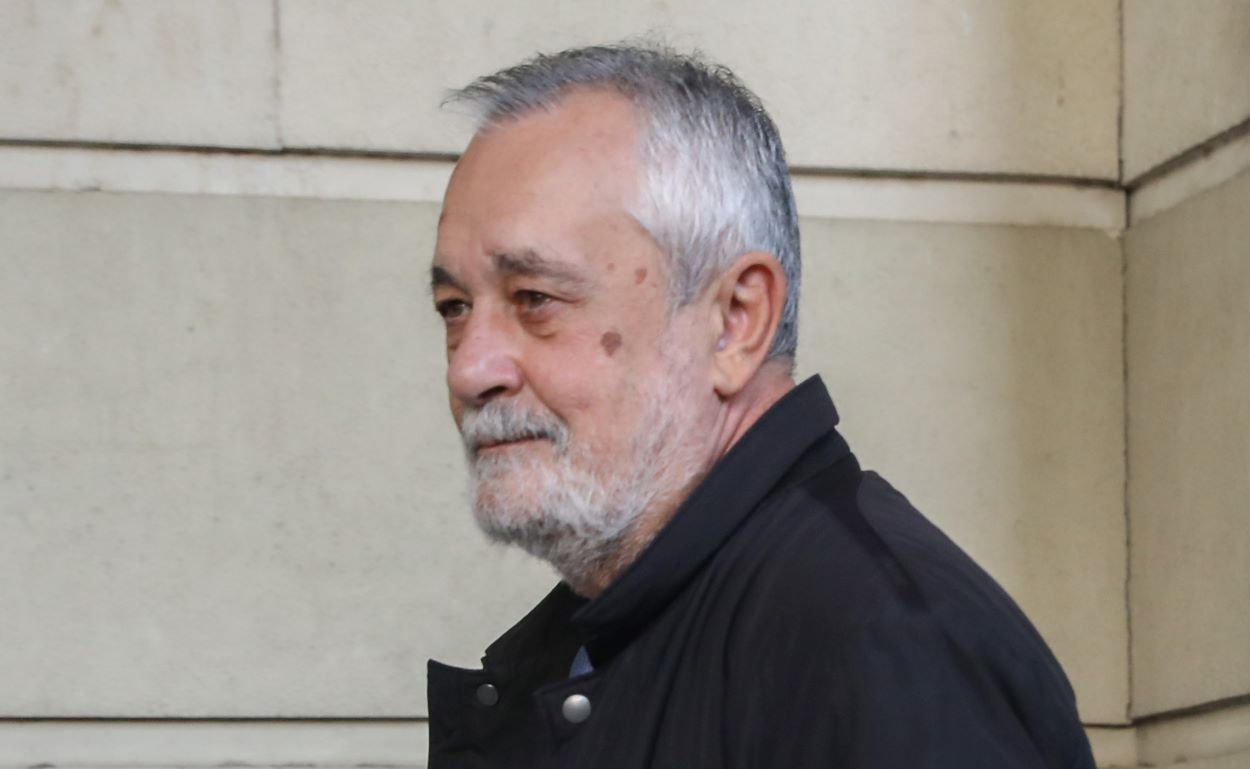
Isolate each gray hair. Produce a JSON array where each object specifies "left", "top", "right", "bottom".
[{"left": 445, "top": 42, "right": 801, "bottom": 366}]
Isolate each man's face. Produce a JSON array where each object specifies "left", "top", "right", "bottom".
[{"left": 432, "top": 90, "right": 715, "bottom": 579}]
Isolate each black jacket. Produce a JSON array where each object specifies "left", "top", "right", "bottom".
[{"left": 428, "top": 377, "right": 1096, "bottom": 768}]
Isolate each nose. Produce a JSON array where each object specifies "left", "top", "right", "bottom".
[{"left": 447, "top": 309, "right": 524, "bottom": 408}]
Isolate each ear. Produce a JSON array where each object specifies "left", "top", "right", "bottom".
[{"left": 709, "top": 252, "right": 787, "bottom": 398}]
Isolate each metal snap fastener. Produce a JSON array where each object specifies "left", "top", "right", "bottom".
[
  {"left": 562, "top": 693, "right": 591, "bottom": 723},
  {"left": 475, "top": 683, "right": 499, "bottom": 706}
]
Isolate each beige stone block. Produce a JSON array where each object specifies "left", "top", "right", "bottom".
[
  {"left": 278, "top": 0, "right": 1119, "bottom": 177},
  {"left": 1126, "top": 170, "right": 1250, "bottom": 716},
  {"left": 0, "top": 720, "right": 427, "bottom": 768},
  {"left": 1136, "top": 701, "right": 1250, "bottom": 767},
  {"left": 1123, "top": 0, "right": 1250, "bottom": 181},
  {"left": 0, "top": 189, "right": 1128, "bottom": 720},
  {"left": 0, "top": 191, "right": 553, "bottom": 716},
  {"left": 0, "top": 145, "right": 1128, "bottom": 230},
  {"left": 0, "top": 0, "right": 278, "bottom": 147},
  {"left": 1086, "top": 725, "right": 1138, "bottom": 768},
  {"left": 1131, "top": 129, "right": 1250, "bottom": 225},
  {"left": 796, "top": 220, "right": 1128, "bottom": 723},
  {"left": 1152, "top": 754, "right": 1250, "bottom": 769}
]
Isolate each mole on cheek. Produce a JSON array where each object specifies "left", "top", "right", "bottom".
[
  {"left": 634, "top": 267, "right": 647, "bottom": 284},
  {"left": 601, "top": 331, "right": 623, "bottom": 356}
]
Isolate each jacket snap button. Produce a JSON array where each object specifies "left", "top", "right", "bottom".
[
  {"left": 475, "top": 683, "right": 499, "bottom": 706},
  {"left": 561, "top": 693, "right": 591, "bottom": 723}
]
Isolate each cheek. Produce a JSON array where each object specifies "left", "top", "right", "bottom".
[
  {"left": 525, "top": 350, "right": 600, "bottom": 414},
  {"left": 525, "top": 317, "right": 651, "bottom": 415}
]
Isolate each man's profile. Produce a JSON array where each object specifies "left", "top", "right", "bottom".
[{"left": 427, "top": 42, "right": 1095, "bottom": 768}]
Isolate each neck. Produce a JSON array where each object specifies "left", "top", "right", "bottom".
[
  {"left": 566, "top": 364, "right": 795, "bottom": 597},
  {"left": 707, "top": 362, "right": 796, "bottom": 462}
]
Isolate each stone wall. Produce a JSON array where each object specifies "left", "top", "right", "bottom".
[{"left": 1, "top": 1, "right": 1246, "bottom": 766}]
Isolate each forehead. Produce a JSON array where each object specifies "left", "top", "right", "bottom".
[{"left": 438, "top": 90, "right": 643, "bottom": 241}]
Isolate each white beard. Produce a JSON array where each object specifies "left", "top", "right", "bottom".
[{"left": 459, "top": 357, "right": 708, "bottom": 587}]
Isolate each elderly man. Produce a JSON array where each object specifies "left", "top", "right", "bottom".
[{"left": 427, "top": 44, "right": 1095, "bottom": 769}]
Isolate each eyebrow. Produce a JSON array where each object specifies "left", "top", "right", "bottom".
[
  {"left": 429, "top": 249, "right": 593, "bottom": 295},
  {"left": 429, "top": 265, "right": 466, "bottom": 294},
  {"left": 492, "top": 249, "right": 591, "bottom": 290}
]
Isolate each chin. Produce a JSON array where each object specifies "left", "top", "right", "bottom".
[
  {"left": 471, "top": 484, "right": 545, "bottom": 532},
  {"left": 467, "top": 460, "right": 641, "bottom": 584}
]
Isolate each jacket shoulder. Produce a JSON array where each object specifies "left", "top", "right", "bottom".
[{"left": 718, "top": 464, "right": 1093, "bottom": 769}]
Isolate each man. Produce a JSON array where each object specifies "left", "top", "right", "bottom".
[{"left": 427, "top": 43, "right": 1095, "bottom": 769}]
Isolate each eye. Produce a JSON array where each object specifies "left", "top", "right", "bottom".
[
  {"left": 515, "top": 290, "right": 554, "bottom": 312},
  {"left": 435, "top": 298, "right": 470, "bottom": 321}
]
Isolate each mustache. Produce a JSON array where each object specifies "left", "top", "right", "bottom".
[{"left": 460, "top": 402, "right": 569, "bottom": 455}]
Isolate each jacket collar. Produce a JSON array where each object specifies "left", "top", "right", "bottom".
[{"left": 573, "top": 375, "right": 847, "bottom": 662}]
